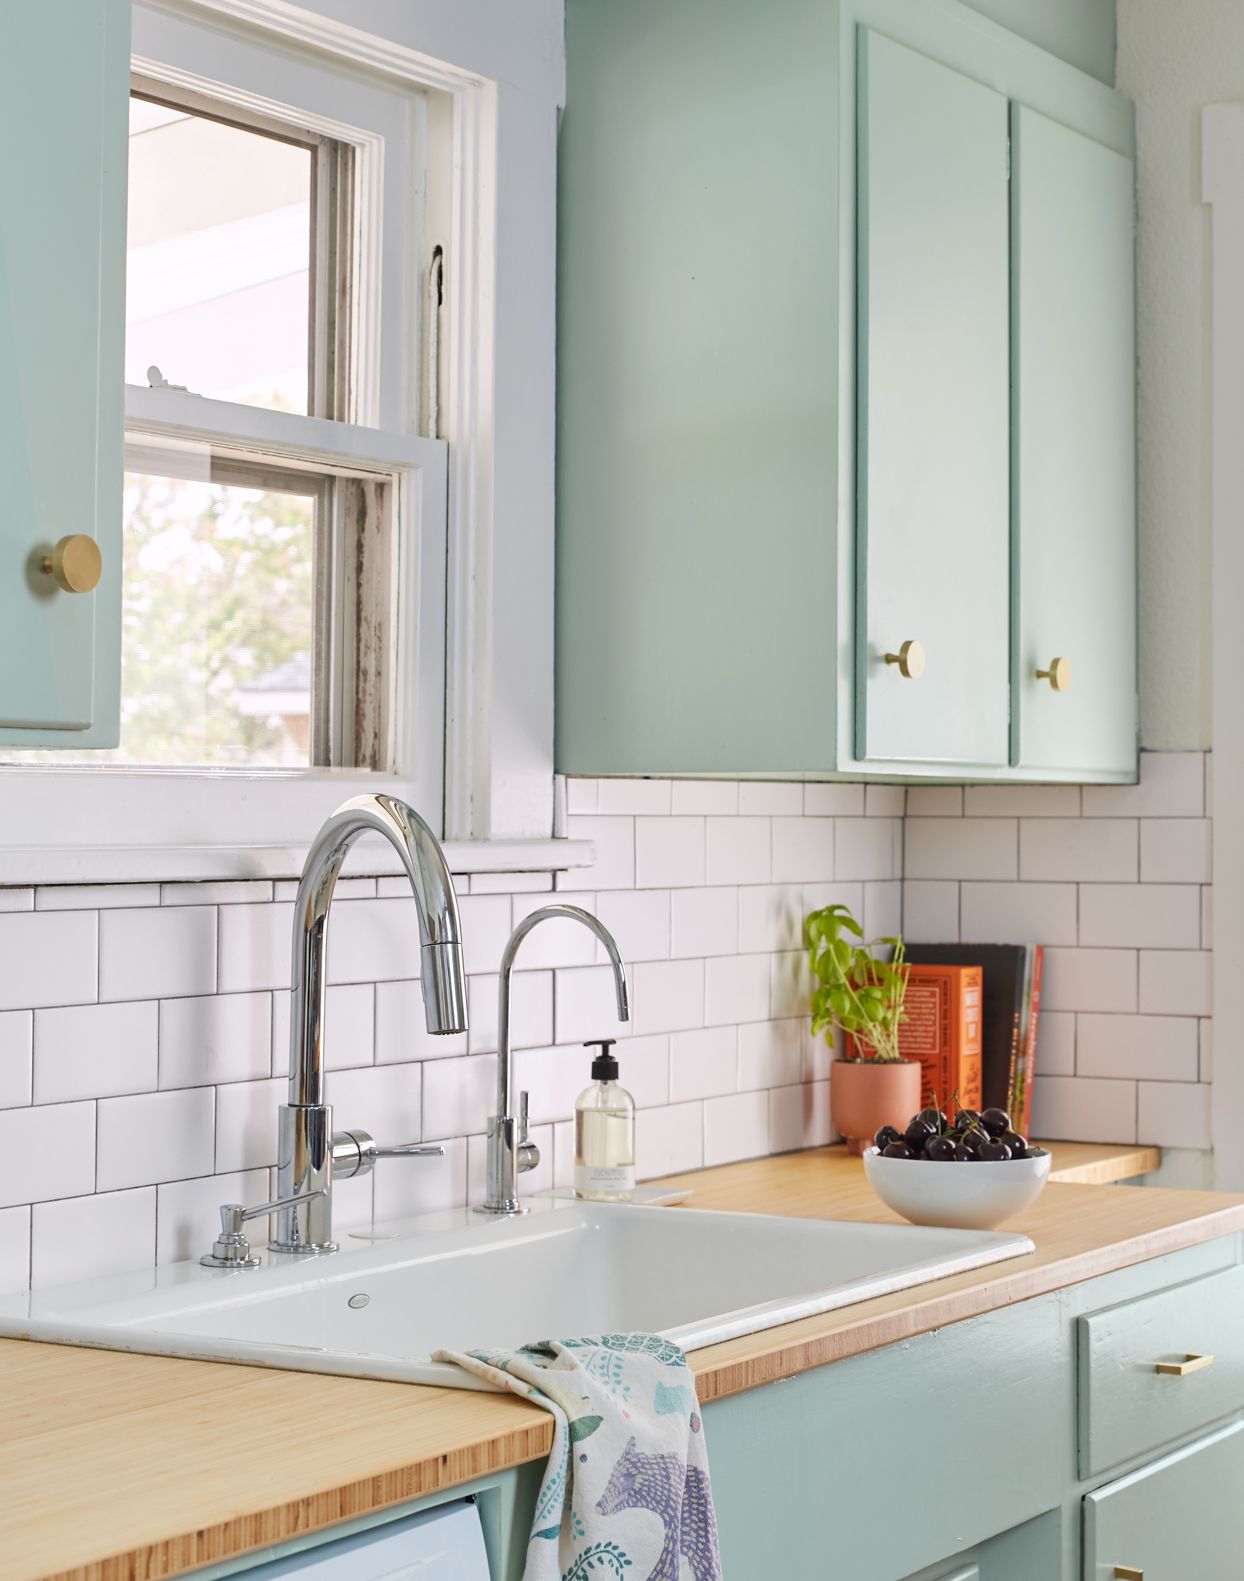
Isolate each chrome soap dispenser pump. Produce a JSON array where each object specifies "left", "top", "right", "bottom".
[{"left": 574, "top": 1038, "right": 636, "bottom": 1202}]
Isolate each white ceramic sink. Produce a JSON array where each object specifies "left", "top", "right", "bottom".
[{"left": 0, "top": 1199, "right": 1032, "bottom": 1389}]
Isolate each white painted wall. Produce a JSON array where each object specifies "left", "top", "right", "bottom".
[{"left": 1115, "top": 1, "right": 1244, "bottom": 750}]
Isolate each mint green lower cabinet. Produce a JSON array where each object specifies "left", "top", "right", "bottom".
[
  {"left": 0, "top": 0, "right": 128, "bottom": 746},
  {"left": 1084, "top": 1419, "right": 1244, "bottom": 1580}
]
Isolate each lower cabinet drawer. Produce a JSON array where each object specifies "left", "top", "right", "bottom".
[
  {"left": 1084, "top": 1417, "right": 1244, "bottom": 1579},
  {"left": 1077, "top": 1265, "right": 1244, "bottom": 1475}
]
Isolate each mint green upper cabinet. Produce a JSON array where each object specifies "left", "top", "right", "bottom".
[
  {"left": 1010, "top": 105, "right": 1137, "bottom": 778},
  {"left": 0, "top": 0, "right": 128, "bottom": 745},
  {"left": 855, "top": 31, "right": 1009, "bottom": 767},
  {"left": 1084, "top": 1419, "right": 1244, "bottom": 1579}
]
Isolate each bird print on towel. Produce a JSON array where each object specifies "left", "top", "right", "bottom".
[{"left": 597, "top": 1435, "right": 720, "bottom": 1581}]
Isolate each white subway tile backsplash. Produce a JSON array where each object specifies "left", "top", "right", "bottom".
[
  {"left": 613, "top": 1034, "right": 671, "bottom": 1108},
  {"left": 160, "top": 993, "right": 271, "bottom": 1090},
  {"left": 554, "top": 964, "right": 632, "bottom": 1044},
  {"left": 160, "top": 881, "right": 273, "bottom": 907},
  {"left": 959, "top": 882, "right": 1078, "bottom": 946},
  {"left": 630, "top": 959, "right": 705, "bottom": 1037},
  {"left": 705, "top": 818, "right": 770, "bottom": 885},
  {"left": 804, "top": 783, "right": 865, "bottom": 817},
  {"left": 903, "top": 881, "right": 960, "bottom": 943},
  {"left": 705, "top": 954, "right": 769, "bottom": 1026},
  {"left": 1139, "top": 950, "right": 1212, "bottom": 1016},
  {"left": 739, "top": 783, "right": 803, "bottom": 816},
  {"left": 704, "top": 1089, "right": 769, "bottom": 1167},
  {"left": 1031, "top": 1075, "right": 1137, "bottom": 1144},
  {"left": 374, "top": 1135, "right": 468, "bottom": 1219},
  {"left": 421, "top": 1054, "right": 496, "bottom": 1140},
  {"left": 737, "top": 885, "right": 804, "bottom": 954},
  {"left": 327, "top": 1063, "right": 423, "bottom": 1146},
  {"left": 669, "top": 1027, "right": 738, "bottom": 1102},
  {"left": 905, "top": 819, "right": 1018, "bottom": 881},
  {"left": 593, "top": 889, "right": 672, "bottom": 963},
  {"left": 671, "top": 887, "right": 739, "bottom": 958},
  {"left": 671, "top": 781, "right": 739, "bottom": 816},
  {"left": 1141, "top": 819, "right": 1212, "bottom": 884},
  {"left": 1042, "top": 949, "right": 1138, "bottom": 1013},
  {"left": 963, "top": 785, "right": 1081, "bottom": 818},
  {"left": 509, "top": 893, "right": 601, "bottom": 969},
  {"left": 457, "top": 895, "right": 520, "bottom": 976},
  {"left": 904, "top": 787, "right": 962, "bottom": 817},
  {"left": 0, "top": 1206, "right": 30, "bottom": 1294},
  {"left": 325, "top": 896, "right": 429, "bottom": 984},
  {"left": 212, "top": 1079, "right": 280, "bottom": 1173},
  {"left": 772, "top": 818, "right": 834, "bottom": 883},
  {"left": 596, "top": 778, "right": 672, "bottom": 816},
  {"left": 37, "top": 884, "right": 158, "bottom": 911},
  {"left": 564, "top": 816, "right": 635, "bottom": 890},
  {"left": 770, "top": 951, "right": 810, "bottom": 1020},
  {"left": 1078, "top": 884, "right": 1201, "bottom": 949},
  {"left": 513, "top": 1043, "right": 590, "bottom": 1124},
  {"left": 863, "top": 880, "right": 903, "bottom": 942},
  {"left": 564, "top": 777, "right": 598, "bottom": 815},
  {"left": 100, "top": 906, "right": 216, "bottom": 1003},
  {"left": 0, "top": 911, "right": 97, "bottom": 1011},
  {"left": 375, "top": 979, "right": 469, "bottom": 1064},
  {"left": 738, "top": 1019, "right": 803, "bottom": 1091},
  {"left": 635, "top": 817, "right": 706, "bottom": 889},
  {"left": 465, "top": 970, "right": 554, "bottom": 1056},
  {"left": 34, "top": 1002, "right": 158, "bottom": 1104},
  {"left": 835, "top": 818, "right": 899, "bottom": 881},
  {"left": 471, "top": 872, "right": 553, "bottom": 895},
  {"left": 1082, "top": 751, "right": 1204, "bottom": 818},
  {"left": 31, "top": 1187, "right": 155, "bottom": 1289},
  {"left": 0, "top": 1012, "right": 32, "bottom": 1108},
  {"left": 1036, "top": 1010, "right": 1075, "bottom": 1078},
  {"left": 0, "top": 1102, "right": 96, "bottom": 1207},
  {"left": 99, "top": 1087, "right": 216, "bottom": 1189},
  {"left": 864, "top": 785, "right": 906, "bottom": 818},
  {"left": 770, "top": 1082, "right": 832, "bottom": 1152},
  {"left": 156, "top": 1169, "right": 268, "bottom": 1265},
  {"left": 1076, "top": 1014, "right": 1199, "bottom": 1083},
  {"left": 1138, "top": 1081, "right": 1211, "bottom": 1150},
  {"left": 217, "top": 903, "right": 295, "bottom": 992},
  {"left": 274, "top": 877, "right": 376, "bottom": 903},
  {"left": 1020, "top": 820, "right": 1137, "bottom": 883}
]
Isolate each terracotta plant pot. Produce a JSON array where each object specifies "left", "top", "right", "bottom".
[{"left": 830, "top": 1058, "right": 922, "bottom": 1155}]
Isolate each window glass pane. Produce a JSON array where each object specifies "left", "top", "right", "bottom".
[
  {"left": 116, "top": 466, "right": 315, "bottom": 766},
  {"left": 126, "top": 95, "right": 313, "bottom": 413}
]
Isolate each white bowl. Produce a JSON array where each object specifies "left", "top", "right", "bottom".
[{"left": 862, "top": 1146, "right": 1052, "bottom": 1231}]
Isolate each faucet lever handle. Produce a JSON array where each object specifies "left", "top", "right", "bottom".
[
  {"left": 371, "top": 1141, "right": 445, "bottom": 1161},
  {"left": 519, "top": 1090, "right": 531, "bottom": 1144},
  {"left": 517, "top": 1091, "right": 541, "bottom": 1175}
]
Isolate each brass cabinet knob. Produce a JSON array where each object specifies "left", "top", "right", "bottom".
[
  {"left": 41, "top": 534, "right": 102, "bottom": 594},
  {"left": 884, "top": 639, "right": 925, "bottom": 680},
  {"left": 1035, "top": 656, "right": 1071, "bottom": 692},
  {"left": 1154, "top": 1352, "right": 1214, "bottom": 1377}
]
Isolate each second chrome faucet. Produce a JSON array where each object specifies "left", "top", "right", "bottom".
[{"left": 477, "top": 904, "right": 630, "bottom": 1215}]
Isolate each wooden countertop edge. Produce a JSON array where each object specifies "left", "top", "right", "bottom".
[
  {"left": 688, "top": 1196, "right": 1244, "bottom": 1403},
  {"left": 39, "top": 1416, "right": 554, "bottom": 1581}
]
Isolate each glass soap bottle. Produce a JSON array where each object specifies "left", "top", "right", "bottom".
[{"left": 574, "top": 1038, "right": 636, "bottom": 1201}]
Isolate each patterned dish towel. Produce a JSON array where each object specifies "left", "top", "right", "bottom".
[{"left": 433, "top": 1334, "right": 722, "bottom": 1581}]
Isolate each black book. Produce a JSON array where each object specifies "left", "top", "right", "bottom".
[{"left": 904, "top": 943, "right": 1031, "bottom": 1116}]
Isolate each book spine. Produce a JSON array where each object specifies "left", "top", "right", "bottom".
[
  {"left": 1016, "top": 945, "right": 1043, "bottom": 1135},
  {"left": 1007, "top": 948, "right": 1035, "bottom": 1122}
]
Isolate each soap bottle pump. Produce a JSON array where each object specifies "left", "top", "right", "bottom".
[{"left": 574, "top": 1038, "right": 636, "bottom": 1201}]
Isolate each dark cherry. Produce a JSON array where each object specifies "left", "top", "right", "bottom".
[
  {"left": 882, "top": 1141, "right": 914, "bottom": 1160},
  {"left": 952, "top": 1143, "right": 977, "bottom": 1162},
  {"left": 958, "top": 1126, "right": 986, "bottom": 1155},
  {"left": 925, "top": 1134, "right": 957, "bottom": 1162},
  {"left": 916, "top": 1107, "right": 947, "bottom": 1132},
  {"left": 1002, "top": 1131, "right": 1029, "bottom": 1159},
  {"left": 904, "top": 1118, "right": 936, "bottom": 1152},
  {"left": 980, "top": 1107, "right": 1012, "bottom": 1137},
  {"left": 978, "top": 1139, "right": 1013, "bottom": 1161},
  {"left": 953, "top": 1109, "right": 982, "bottom": 1133},
  {"left": 874, "top": 1125, "right": 904, "bottom": 1152}
]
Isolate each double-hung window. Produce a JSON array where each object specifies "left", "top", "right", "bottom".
[{"left": 4, "top": 0, "right": 453, "bottom": 853}]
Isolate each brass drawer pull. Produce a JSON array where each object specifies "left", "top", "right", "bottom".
[
  {"left": 1154, "top": 1353, "right": 1214, "bottom": 1377},
  {"left": 884, "top": 638, "right": 925, "bottom": 679},
  {"left": 1113, "top": 1568, "right": 1143, "bottom": 1580}
]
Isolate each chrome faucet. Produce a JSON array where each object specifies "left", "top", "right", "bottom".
[
  {"left": 269, "top": 794, "right": 468, "bottom": 1254},
  {"left": 478, "top": 904, "right": 629, "bottom": 1215}
]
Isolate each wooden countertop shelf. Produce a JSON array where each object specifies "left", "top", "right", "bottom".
[{"left": 4, "top": 1140, "right": 1233, "bottom": 1581}]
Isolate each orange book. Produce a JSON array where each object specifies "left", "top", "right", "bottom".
[{"left": 892, "top": 963, "right": 983, "bottom": 1115}]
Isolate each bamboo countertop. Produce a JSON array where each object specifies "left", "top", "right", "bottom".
[{"left": 3, "top": 1141, "right": 1235, "bottom": 1581}]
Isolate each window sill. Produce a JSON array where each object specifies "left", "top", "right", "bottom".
[{"left": 0, "top": 837, "right": 595, "bottom": 889}]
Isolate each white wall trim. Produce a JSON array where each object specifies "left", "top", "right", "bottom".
[{"left": 1201, "top": 102, "right": 1242, "bottom": 1187}]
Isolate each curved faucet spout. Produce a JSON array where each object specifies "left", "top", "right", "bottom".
[
  {"left": 288, "top": 794, "right": 467, "bottom": 1108},
  {"left": 482, "top": 904, "right": 629, "bottom": 1214}
]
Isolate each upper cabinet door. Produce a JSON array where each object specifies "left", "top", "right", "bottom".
[
  {"left": 856, "top": 30, "right": 1010, "bottom": 767},
  {"left": 1011, "top": 105, "right": 1137, "bottom": 777},
  {"left": 0, "top": 0, "right": 128, "bottom": 744}
]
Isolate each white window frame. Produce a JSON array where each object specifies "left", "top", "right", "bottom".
[{"left": 0, "top": 0, "right": 581, "bottom": 882}]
